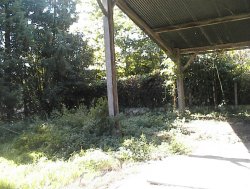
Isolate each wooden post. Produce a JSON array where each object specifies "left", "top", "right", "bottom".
[
  {"left": 102, "top": 0, "right": 120, "bottom": 134},
  {"left": 175, "top": 50, "right": 185, "bottom": 114}
]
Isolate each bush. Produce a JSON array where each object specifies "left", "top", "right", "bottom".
[
  {"left": 13, "top": 98, "right": 112, "bottom": 159},
  {"left": 121, "top": 113, "right": 166, "bottom": 137},
  {"left": 117, "top": 134, "right": 153, "bottom": 162},
  {"left": 168, "top": 139, "right": 190, "bottom": 155},
  {"left": 81, "top": 73, "right": 172, "bottom": 109}
]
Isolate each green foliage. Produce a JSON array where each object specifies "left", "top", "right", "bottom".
[
  {"left": 121, "top": 113, "right": 166, "bottom": 137},
  {"left": 0, "top": 0, "right": 94, "bottom": 119},
  {"left": 0, "top": 102, "right": 187, "bottom": 163},
  {"left": 168, "top": 139, "right": 190, "bottom": 155},
  {"left": 119, "top": 134, "right": 153, "bottom": 161},
  {"left": 0, "top": 180, "right": 15, "bottom": 189},
  {"left": 10, "top": 98, "right": 112, "bottom": 159},
  {"left": 0, "top": 105, "right": 202, "bottom": 189},
  {"left": 185, "top": 52, "right": 250, "bottom": 107},
  {"left": 83, "top": 73, "right": 172, "bottom": 108},
  {"left": 81, "top": 149, "right": 119, "bottom": 172}
]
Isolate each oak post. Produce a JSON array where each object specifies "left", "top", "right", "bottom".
[
  {"left": 175, "top": 50, "right": 185, "bottom": 114},
  {"left": 102, "top": 0, "right": 120, "bottom": 134}
]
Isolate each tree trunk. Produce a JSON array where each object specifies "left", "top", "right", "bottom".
[
  {"left": 4, "top": 3, "right": 11, "bottom": 56},
  {"left": 173, "top": 82, "right": 177, "bottom": 110},
  {"left": 212, "top": 70, "right": 218, "bottom": 109},
  {"left": 234, "top": 81, "right": 238, "bottom": 107},
  {"left": 188, "top": 90, "right": 192, "bottom": 107},
  {"left": 4, "top": 3, "right": 13, "bottom": 120}
]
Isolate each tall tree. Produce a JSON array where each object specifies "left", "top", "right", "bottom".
[{"left": 0, "top": 0, "right": 94, "bottom": 119}]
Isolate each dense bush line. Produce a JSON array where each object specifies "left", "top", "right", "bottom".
[
  {"left": 83, "top": 70, "right": 250, "bottom": 110},
  {"left": 83, "top": 73, "right": 171, "bottom": 109}
]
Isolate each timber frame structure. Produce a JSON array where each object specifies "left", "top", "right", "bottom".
[{"left": 98, "top": 0, "right": 250, "bottom": 124}]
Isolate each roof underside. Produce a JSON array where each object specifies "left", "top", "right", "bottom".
[{"left": 117, "top": 0, "right": 250, "bottom": 56}]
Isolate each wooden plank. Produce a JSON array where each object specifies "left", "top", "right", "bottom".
[
  {"left": 153, "top": 13, "right": 250, "bottom": 33},
  {"left": 103, "top": 0, "right": 119, "bottom": 118},
  {"left": 180, "top": 41, "right": 250, "bottom": 54},
  {"left": 116, "top": 0, "right": 175, "bottom": 58}
]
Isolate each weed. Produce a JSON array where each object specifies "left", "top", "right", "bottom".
[{"left": 168, "top": 138, "right": 190, "bottom": 155}]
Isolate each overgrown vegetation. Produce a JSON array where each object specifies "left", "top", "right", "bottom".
[
  {"left": 1, "top": 98, "right": 249, "bottom": 188},
  {"left": 1, "top": 0, "right": 250, "bottom": 188},
  {"left": 0, "top": 99, "right": 190, "bottom": 189}
]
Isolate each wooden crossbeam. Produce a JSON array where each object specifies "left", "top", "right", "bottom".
[
  {"left": 116, "top": 0, "right": 175, "bottom": 58},
  {"left": 153, "top": 13, "right": 250, "bottom": 33},
  {"left": 180, "top": 41, "right": 250, "bottom": 54}
]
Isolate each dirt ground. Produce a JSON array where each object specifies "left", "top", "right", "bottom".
[{"left": 68, "top": 119, "right": 250, "bottom": 189}]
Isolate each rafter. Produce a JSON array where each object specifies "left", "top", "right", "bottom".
[
  {"left": 180, "top": 41, "right": 250, "bottom": 54},
  {"left": 116, "top": 0, "right": 175, "bottom": 58},
  {"left": 153, "top": 13, "right": 250, "bottom": 33}
]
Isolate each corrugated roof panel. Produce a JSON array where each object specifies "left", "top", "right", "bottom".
[
  {"left": 179, "top": 28, "right": 212, "bottom": 48},
  {"left": 125, "top": 0, "right": 250, "bottom": 28},
  {"left": 160, "top": 32, "right": 188, "bottom": 49},
  {"left": 180, "top": 0, "right": 219, "bottom": 21},
  {"left": 126, "top": 0, "right": 194, "bottom": 28},
  {"left": 201, "top": 24, "right": 232, "bottom": 45},
  {"left": 214, "top": 0, "right": 250, "bottom": 16},
  {"left": 160, "top": 28, "right": 212, "bottom": 49},
  {"left": 224, "top": 19, "right": 250, "bottom": 42},
  {"left": 119, "top": 0, "right": 250, "bottom": 53}
]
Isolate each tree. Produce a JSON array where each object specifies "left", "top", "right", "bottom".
[{"left": 0, "top": 0, "right": 94, "bottom": 119}]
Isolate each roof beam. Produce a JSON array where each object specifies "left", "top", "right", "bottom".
[
  {"left": 116, "top": 0, "right": 175, "bottom": 58},
  {"left": 180, "top": 41, "right": 250, "bottom": 54},
  {"left": 153, "top": 13, "right": 250, "bottom": 33}
]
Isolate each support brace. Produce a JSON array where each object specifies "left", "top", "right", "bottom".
[
  {"left": 112, "top": 0, "right": 119, "bottom": 7},
  {"left": 183, "top": 53, "right": 197, "bottom": 71},
  {"left": 97, "top": 0, "right": 108, "bottom": 16}
]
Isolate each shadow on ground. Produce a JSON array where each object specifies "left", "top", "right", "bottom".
[
  {"left": 189, "top": 155, "right": 250, "bottom": 170},
  {"left": 228, "top": 118, "right": 250, "bottom": 153}
]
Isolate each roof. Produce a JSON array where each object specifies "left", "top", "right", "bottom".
[{"left": 116, "top": 0, "right": 250, "bottom": 57}]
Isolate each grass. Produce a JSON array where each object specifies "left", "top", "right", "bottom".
[
  {"left": 0, "top": 103, "right": 188, "bottom": 189},
  {"left": 1, "top": 103, "right": 248, "bottom": 189},
  {"left": 0, "top": 149, "right": 120, "bottom": 189}
]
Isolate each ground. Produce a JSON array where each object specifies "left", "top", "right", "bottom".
[{"left": 75, "top": 119, "right": 250, "bottom": 189}]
